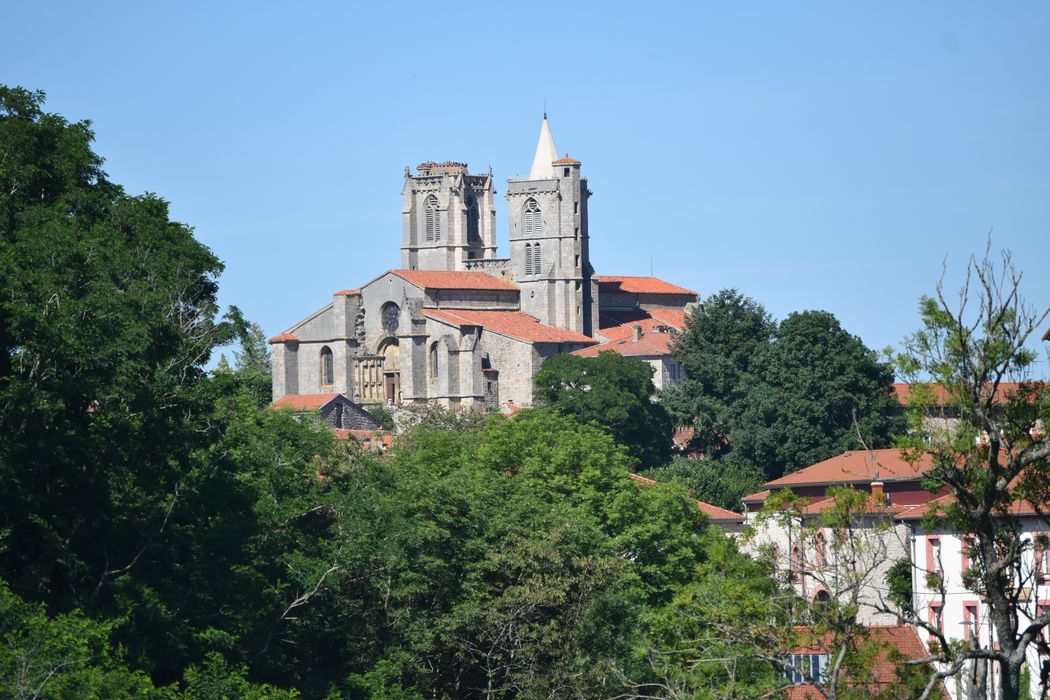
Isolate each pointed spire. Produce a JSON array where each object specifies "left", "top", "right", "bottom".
[{"left": 528, "top": 114, "right": 559, "bottom": 180}]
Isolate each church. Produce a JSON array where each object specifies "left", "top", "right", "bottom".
[{"left": 270, "top": 116, "right": 698, "bottom": 411}]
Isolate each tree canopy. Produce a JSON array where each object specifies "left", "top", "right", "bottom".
[
  {"left": 732, "top": 310, "right": 905, "bottom": 478},
  {"left": 534, "top": 351, "right": 673, "bottom": 468}
]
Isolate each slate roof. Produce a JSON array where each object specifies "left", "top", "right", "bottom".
[
  {"left": 272, "top": 393, "right": 341, "bottom": 410},
  {"left": 423, "top": 309, "right": 596, "bottom": 344},
  {"left": 390, "top": 269, "right": 518, "bottom": 291},
  {"left": 597, "top": 275, "right": 696, "bottom": 296}
]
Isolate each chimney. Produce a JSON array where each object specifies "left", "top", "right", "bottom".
[
  {"left": 871, "top": 481, "right": 885, "bottom": 501},
  {"left": 631, "top": 324, "right": 643, "bottom": 342}
]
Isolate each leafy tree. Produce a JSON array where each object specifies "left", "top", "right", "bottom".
[
  {"left": 891, "top": 247, "right": 1050, "bottom": 700},
  {"left": 534, "top": 352, "right": 673, "bottom": 467},
  {"left": 0, "top": 85, "right": 240, "bottom": 614},
  {"left": 232, "top": 321, "right": 273, "bottom": 406},
  {"left": 640, "top": 457, "right": 764, "bottom": 512},
  {"left": 664, "top": 288, "right": 775, "bottom": 458},
  {"left": 732, "top": 310, "right": 904, "bottom": 478}
]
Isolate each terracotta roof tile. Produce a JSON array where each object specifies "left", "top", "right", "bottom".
[
  {"left": 423, "top": 309, "right": 596, "bottom": 344},
  {"left": 598, "top": 310, "right": 687, "bottom": 342},
  {"left": 764, "top": 449, "right": 933, "bottom": 488},
  {"left": 552, "top": 153, "right": 581, "bottom": 165},
  {"left": 391, "top": 269, "right": 517, "bottom": 291},
  {"left": 272, "top": 393, "right": 341, "bottom": 410},
  {"left": 334, "top": 429, "right": 395, "bottom": 450},
  {"left": 268, "top": 332, "right": 299, "bottom": 344},
  {"left": 893, "top": 382, "right": 1043, "bottom": 406},
  {"left": 742, "top": 489, "right": 771, "bottom": 503},
  {"left": 334, "top": 289, "right": 360, "bottom": 296},
  {"left": 571, "top": 330, "right": 675, "bottom": 358},
  {"left": 597, "top": 275, "right": 696, "bottom": 296}
]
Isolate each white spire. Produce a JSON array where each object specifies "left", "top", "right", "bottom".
[{"left": 528, "top": 114, "right": 559, "bottom": 180}]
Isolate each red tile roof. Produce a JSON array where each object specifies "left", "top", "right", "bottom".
[
  {"left": 742, "top": 489, "right": 771, "bottom": 504},
  {"left": 423, "top": 309, "right": 596, "bottom": 344},
  {"left": 598, "top": 310, "right": 687, "bottom": 342},
  {"left": 571, "top": 330, "right": 675, "bottom": 358},
  {"left": 893, "top": 382, "right": 1043, "bottom": 405},
  {"left": 272, "top": 393, "right": 341, "bottom": 410},
  {"left": 597, "top": 275, "right": 696, "bottom": 296},
  {"left": 552, "top": 153, "right": 581, "bottom": 165},
  {"left": 764, "top": 449, "right": 934, "bottom": 488},
  {"left": 334, "top": 429, "right": 395, "bottom": 450},
  {"left": 268, "top": 332, "right": 300, "bottom": 344},
  {"left": 788, "top": 625, "right": 941, "bottom": 698},
  {"left": 629, "top": 473, "right": 744, "bottom": 522},
  {"left": 391, "top": 269, "right": 517, "bottom": 291},
  {"left": 334, "top": 289, "right": 360, "bottom": 296}
]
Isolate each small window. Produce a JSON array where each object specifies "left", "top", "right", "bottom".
[
  {"left": 320, "top": 346, "right": 334, "bottom": 386},
  {"left": 533, "top": 244, "right": 541, "bottom": 274},
  {"left": 524, "top": 243, "right": 533, "bottom": 275},
  {"left": 465, "top": 196, "right": 479, "bottom": 242},
  {"left": 963, "top": 604, "right": 979, "bottom": 641},
  {"left": 574, "top": 255, "right": 580, "bottom": 268},
  {"left": 563, "top": 167, "right": 570, "bottom": 176},
  {"left": 574, "top": 227, "right": 579, "bottom": 238},
  {"left": 574, "top": 201, "right": 579, "bottom": 214},
  {"left": 429, "top": 341, "right": 438, "bottom": 381}
]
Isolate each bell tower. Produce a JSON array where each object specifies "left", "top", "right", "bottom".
[
  {"left": 506, "top": 115, "right": 596, "bottom": 335},
  {"left": 401, "top": 161, "right": 497, "bottom": 271}
]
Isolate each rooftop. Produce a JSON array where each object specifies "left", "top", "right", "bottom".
[
  {"left": 391, "top": 269, "right": 518, "bottom": 291},
  {"left": 571, "top": 329, "right": 675, "bottom": 358},
  {"left": 423, "top": 309, "right": 596, "bottom": 344},
  {"left": 272, "top": 393, "right": 341, "bottom": 410},
  {"left": 597, "top": 275, "right": 696, "bottom": 296},
  {"left": 763, "top": 449, "right": 933, "bottom": 488}
]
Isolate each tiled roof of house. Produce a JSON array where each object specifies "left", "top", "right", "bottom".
[
  {"left": 787, "top": 625, "right": 942, "bottom": 698},
  {"left": 629, "top": 473, "right": 744, "bottom": 522},
  {"left": 391, "top": 269, "right": 517, "bottom": 291},
  {"left": 268, "top": 332, "right": 300, "bottom": 344},
  {"left": 895, "top": 490, "right": 1043, "bottom": 521},
  {"left": 552, "top": 153, "right": 581, "bottom": 165},
  {"left": 272, "top": 393, "right": 341, "bottom": 410},
  {"left": 334, "top": 289, "right": 360, "bottom": 296},
  {"left": 598, "top": 310, "right": 688, "bottom": 342},
  {"left": 597, "top": 275, "right": 696, "bottom": 296},
  {"left": 423, "top": 309, "right": 596, "bottom": 344},
  {"left": 742, "top": 489, "right": 771, "bottom": 504},
  {"left": 334, "top": 429, "right": 395, "bottom": 450},
  {"left": 892, "top": 382, "right": 1043, "bottom": 405},
  {"left": 571, "top": 329, "right": 675, "bottom": 358},
  {"left": 764, "top": 449, "right": 933, "bottom": 488}
]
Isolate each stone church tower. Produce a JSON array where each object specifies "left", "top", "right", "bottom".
[
  {"left": 401, "top": 161, "right": 497, "bottom": 271},
  {"left": 506, "top": 115, "right": 598, "bottom": 335}
]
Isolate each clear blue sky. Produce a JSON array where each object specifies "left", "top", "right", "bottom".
[{"left": 4, "top": 2, "right": 1049, "bottom": 372}]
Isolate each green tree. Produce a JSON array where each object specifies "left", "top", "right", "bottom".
[
  {"left": 231, "top": 321, "right": 273, "bottom": 406},
  {"left": 534, "top": 352, "right": 673, "bottom": 468},
  {"left": 733, "top": 310, "right": 904, "bottom": 478},
  {"left": 892, "top": 247, "right": 1050, "bottom": 700},
  {"left": 664, "top": 289, "right": 775, "bottom": 458},
  {"left": 640, "top": 457, "right": 763, "bottom": 512}
]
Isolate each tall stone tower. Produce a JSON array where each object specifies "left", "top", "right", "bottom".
[
  {"left": 506, "top": 116, "right": 597, "bottom": 335},
  {"left": 401, "top": 161, "right": 497, "bottom": 271}
]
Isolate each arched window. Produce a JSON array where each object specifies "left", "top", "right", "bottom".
[
  {"left": 429, "top": 341, "right": 439, "bottom": 382},
  {"left": 524, "top": 243, "right": 533, "bottom": 275},
  {"left": 320, "top": 346, "right": 334, "bottom": 386},
  {"left": 814, "top": 532, "right": 828, "bottom": 568},
  {"left": 465, "top": 196, "right": 479, "bottom": 242},
  {"left": 532, "top": 243, "right": 542, "bottom": 274},
  {"left": 523, "top": 198, "right": 542, "bottom": 236},
  {"left": 424, "top": 195, "right": 439, "bottom": 242}
]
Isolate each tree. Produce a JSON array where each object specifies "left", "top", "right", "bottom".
[
  {"left": 892, "top": 246, "right": 1050, "bottom": 700},
  {"left": 732, "top": 310, "right": 904, "bottom": 478},
  {"left": 0, "top": 85, "right": 240, "bottom": 613},
  {"left": 232, "top": 321, "right": 273, "bottom": 406},
  {"left": 534, "top": 352, "right": 673, "bottom": 468},
  {"left": 664, "top": 289, "right": 775, "bottom": 458},
  {"left": 640, "top": 457, "right": 764, "bottom": 512}
]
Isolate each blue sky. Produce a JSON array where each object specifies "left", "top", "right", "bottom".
[{"left": 4, "top": 2, "right": 1049, "bottom": 372}]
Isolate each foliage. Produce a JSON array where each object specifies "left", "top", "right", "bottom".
[
  {"left": 892, "top": 246, "right": 1050, "bottom": 700},
  {"left": 534, "top": 352, "right": 673, "bottom": 468},
  {"left": 365, "top": 404, "right": 396, "bottom": 430},
  {"left": 732, "top": 310, "right": 905, "bottom": 478},
  {"left": 640, "top": 457, "right": 764, "bottom": 512},
  {"left": 664, "top": 288, "right": 775, "bottom": 458},
  {"left": 231, "top": 321, "right": 274, "bottom": 406}
]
